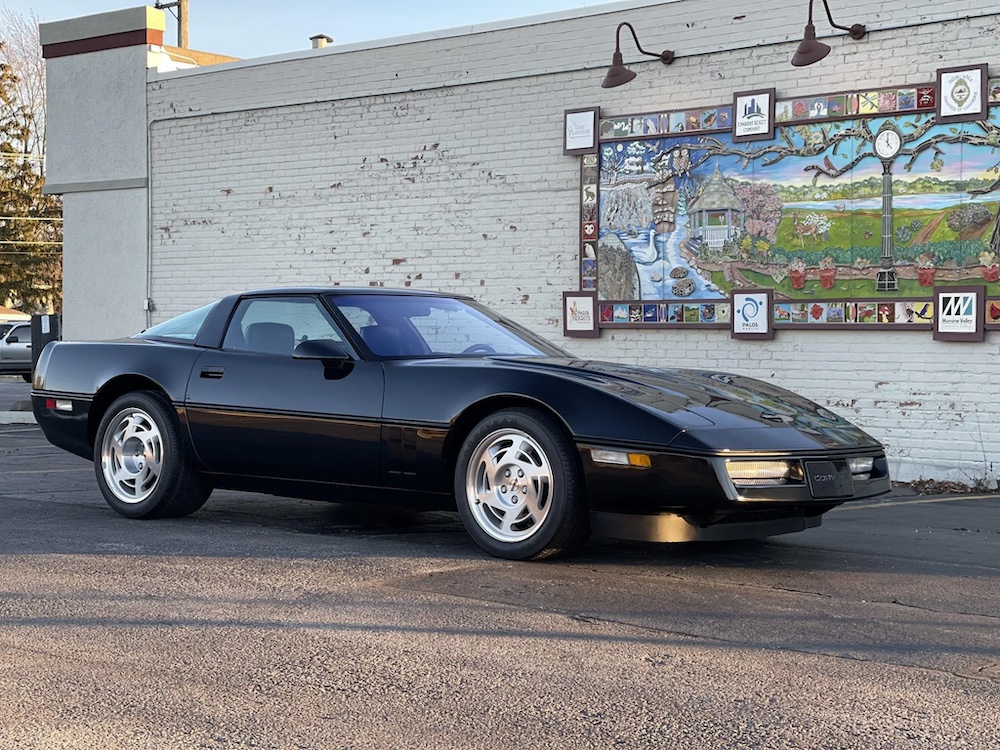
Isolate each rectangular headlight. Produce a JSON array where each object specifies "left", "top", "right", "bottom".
[
  {"left": 726, "top": 459, "right": 793, "bottom": 486},
  {"left": 848, "top": 457, "right": 874, "bottom": 480}
]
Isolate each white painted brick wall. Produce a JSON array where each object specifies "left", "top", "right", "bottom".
[{"left": 141, "top": 0, "right": 1000, "bottom": 485}]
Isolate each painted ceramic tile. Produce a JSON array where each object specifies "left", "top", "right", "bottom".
[
  {"left": 685, "top": 110, "right": 702, "bottom": 131},
  {"left": 582, "top": 278, "right": 596, "bottom": 290},
  {"left": 582, "top": 258, "right": 597, "bottom": 277},
  {"left": 613, "top": 304, "right": 629, "bottom": 322},
  {"left": 715, "top": 304, "right": 731, "bottom": 324},
  {"left": 916, "top": 87, "right": 936, "bottom": 109},
  {"left": 913, "top": 302, "right": 933, "bottom": 322},
  {"left": 808, "top": 302, "right": 827, "bottom": 322},
  {"left": 631, "top": 118, "right": 645, "bottom": 136},
  {"left": 643, "top": 304, "right": 658, "bottom": 322},
  {"left": 668, "top": 304, "right": 684, "bottom": 323},
  {"left": 846, "top": 93, "right": 860, "bottom": 115},
  {"left": 599, "top": 119, "right": 616, "bottom": 138},
  {"left": 775, "top": 100, "right": 794, "bottom": 123},
  {"left": 700, "top": 304, "right": 717, "bottom": 323},
  {"left": 991, "top": 79, "right": 1000, "bottom": 103},
  {"left": 987, "top": 299, "right": 1000, "bottom": 322},
  {"left": 774, "top": 304, "right": 791, "bottom": 323},
  {"left": 878, "top": 90, "right": 897, "bottom": 112},
  {"left": 717, "top": 107, "right": 733, "bottom": 128},
  {"left": 827, "top": 95, "right": 847, "bottom": 117},
  {"left": 859, "top": 92, "right": 879, "bottom": 113},
  {"left": 857, "top": 303, "right": 877, "bottom": 323},
  {"left": 701, "top": 109, "right": 719, "bottom": 129},
  {"left": 583, "top": 154, "right": 598, "bottom": 167},
  {"left": 792, "top": 99, "right": 809, "bottom": 119},
  {"left": 629, "top": 304, "right": 642, "bottom": 322},
  {"left": 896, "top": 89, "right": 916, "bottom": 110},
  {"left": 659, "top": 114, "right": 671, "bottom": 132},
  {"left": 600, "top": 304, "right": 614, "bottom": 322},
  {"left": 877, "top": 303, "right": 895, "bottom": 323},
  {"left": 643, "top": 116, "right": 660, "bottom": 135},
  {"left": 844, "top": 303, "right": 857, "bottom": 324},
  {"left": 826, "top": 304, "right": 845, "bottom": 323},
  {"left": 669, "top": 112, "right": 686, "bottom": 132},
  {"left": 809, "top": 98, "right": 828, "bottom": 118},
  {"left": 790, "top": 303, "right": 809, "bottom": 322},
  {"left": 683, "top": 305, "right": 701, "bottom": 322}
]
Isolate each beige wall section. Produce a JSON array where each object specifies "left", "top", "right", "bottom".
[
  {"left": 44, "top": 45, "right": 151, "bottom": 192},
  {"left": 61, "top": 189, "right": 149, "bottom": 340},
  {"left": 41, "top": 7, "right": 165, "bottom": 339}
]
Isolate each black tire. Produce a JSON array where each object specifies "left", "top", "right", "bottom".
[
  {"left": 455, "top": 407, "right": 589, "bottom": 560},
  {"left": 21, "top": 373, "right": 31, "bottom": 383},
  {"left": 93, "top": 390, "right": 212, "bottom": 519}
]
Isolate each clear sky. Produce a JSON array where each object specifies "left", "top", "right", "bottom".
[{"left": 1, "top": 0, "right": 603, "bottom": 58}]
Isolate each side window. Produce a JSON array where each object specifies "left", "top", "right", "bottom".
[
  {"left": 7, "top": 325, "right": 29, "bottom": 343},
  {"left": 223, "top": 297, "right": 346, "bottom": 356}
]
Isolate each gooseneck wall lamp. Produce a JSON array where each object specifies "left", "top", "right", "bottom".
[
  {"left": 791, "top": 0, "right": 867, "bottom": 67},
  {"left": 601, "top": 21, "right": 675, "bottom": 88}
]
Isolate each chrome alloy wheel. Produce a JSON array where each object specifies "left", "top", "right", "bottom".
[
  {"left": 100, "top": 407, "right": 165, "bottom": 504},
  {"left": 465, "top": 428, "right": 554, "bottom": 543}
]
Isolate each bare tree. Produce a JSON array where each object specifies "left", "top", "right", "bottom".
[
  {"left": 0, "top": 8, "right": 45, "bottom": 166},
  {"left": 0, "top": 10, "right": 61, "bottom": 312}
]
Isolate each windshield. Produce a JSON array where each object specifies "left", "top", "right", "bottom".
[
  {"left": 136, "top": 301, "right": 218, "bottom": 341},
  {"left": 327, "top": 294, "right": 570, "bottom": 358}
]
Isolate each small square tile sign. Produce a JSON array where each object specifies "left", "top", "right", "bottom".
[
  {"left": 933, "top": 285, "right": 985, "bottom": 341},
  {"left": 732, "top": 88, "right": 775, "bottom": 143},
  {"left": 731, "top": 289, "right": 774, "bottom": 339},
  {"left": 563, "top": 290, "right": 599, "bottom": 337},
  {"left": 936, "top": 64, "right": 989, "bottom": 124}
]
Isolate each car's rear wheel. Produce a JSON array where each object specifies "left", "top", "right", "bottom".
[
  {"left": 94, "top": 391, "right": 211, "bottom": 519},
  {"left": 455, "top": 408, "right": 589, "bottom": 560}
]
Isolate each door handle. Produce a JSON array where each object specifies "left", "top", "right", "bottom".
[{"left": 200, "top": 366, "right": 225, "bottom": 379}]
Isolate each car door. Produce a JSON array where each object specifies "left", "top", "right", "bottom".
[
  {"left": 0, "top": 323, "right": 31, "bottom": 370},
  {"left": 184, "top": 295, "right": 384, "bottom": 487}
]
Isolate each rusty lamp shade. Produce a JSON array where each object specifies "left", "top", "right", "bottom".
[
  {"left": 601, "top": 21, "right": 674, "bottom": 88},
  {"left": 791, "top": 0, "right": 866, "bottom": 67}
]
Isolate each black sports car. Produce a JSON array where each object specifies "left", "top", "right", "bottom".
[{"left": 32, "top": 288, "right": 891, "bottom": 560}]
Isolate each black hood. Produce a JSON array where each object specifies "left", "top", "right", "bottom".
[{"left": 499, "top": 357, "right": 880, "bottom": 452}]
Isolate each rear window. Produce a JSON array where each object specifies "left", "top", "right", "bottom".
[{"left": 138, "top": 302, "right": 218, "bottom": 341}]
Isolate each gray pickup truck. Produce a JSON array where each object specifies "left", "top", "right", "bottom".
[{"left": 0, "top": 322, "right": 32, "bottom": 381}]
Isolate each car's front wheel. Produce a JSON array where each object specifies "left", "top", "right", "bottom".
[
  {"left": 93, "top": 391, "right": 212, "bottom": 519},
  {"left": 455, "top": 408, "right": 589, "bottom": 560}
]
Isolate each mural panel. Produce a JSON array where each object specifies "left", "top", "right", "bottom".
[{"left": 586, "top": 77, "right": 1000, "bottom": 329}]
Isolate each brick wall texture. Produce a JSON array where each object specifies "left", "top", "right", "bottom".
[{"left": 143, "top": 0, "right": 1000, "bottom": 484}]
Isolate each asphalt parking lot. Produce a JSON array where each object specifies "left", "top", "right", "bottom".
[{"left": 2, "top": 378, "right": 999, "bottom": 749}]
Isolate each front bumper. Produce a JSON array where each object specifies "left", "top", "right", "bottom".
[{"left": 578, "top": 444, "right": 891, "bottom": 516}]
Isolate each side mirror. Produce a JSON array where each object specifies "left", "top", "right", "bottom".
[
  {"left": 6, "top": 335, "right": 19, "bottom": 343},
  {"left": 293, "top": 339, "right": 350, "bottom": 362}
]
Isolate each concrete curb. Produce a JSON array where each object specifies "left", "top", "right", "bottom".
[{"left": 0, "top": 411, "right": 36, "bottom": 424}]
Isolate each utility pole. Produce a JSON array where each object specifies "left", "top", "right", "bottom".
[{"left": 154, "top": 0, "right": 189, "bottom": 48}]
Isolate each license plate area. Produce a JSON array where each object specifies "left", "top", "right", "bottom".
[{"left": 805, "top": 460, "right": 854, "bottom": 498}]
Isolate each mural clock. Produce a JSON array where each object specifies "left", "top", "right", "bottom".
[{"left": 874, "top": 121, "right": 904, "bottom": 292}]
